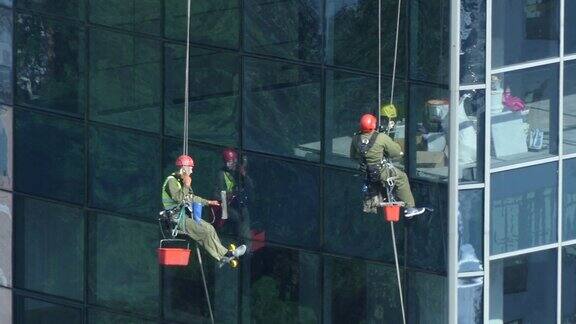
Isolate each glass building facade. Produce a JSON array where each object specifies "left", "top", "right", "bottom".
[{"left": 0, "top": 0, "right": 571, "bottom": 323}]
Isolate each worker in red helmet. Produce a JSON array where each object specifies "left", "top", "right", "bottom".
[
  {"left": 350, "top": 113, "right": 425, "bottom": 218},
  {"left": 215, "top": 148, "right": 253, "bottom": 243},
  {"left": 161, "top": 154, "right": 246, "bottom": 264}
]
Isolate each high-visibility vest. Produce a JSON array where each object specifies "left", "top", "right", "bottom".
[{"left": 162, "top": 174, "right": 182, "bottom": 210}]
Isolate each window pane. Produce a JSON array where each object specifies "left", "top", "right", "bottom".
[
  {"left": 242, "top": 246, "right": 320, "bottom": 323},
  {"left": 460, "top": 0, "right": 486, "bottom": 85},
  {"left": 16, "top": 0, "right": 85, "bottom": 19},
  {"left": 491, "top": 163, "right": 557, "bottom": 255},
  {"left": 0, "top": 105, "right": 12, "bottom": 190},
  {"left": 89, "top": 125, "right": 160, "bottom": 219},
  {"left": 458, "top": 189, "right": 483, "bottom": 272},
  {"left": 244, "top": 58, "right": 321, "bottom": 161},
  {"left": 562, "top": 245, "right": 576, "bottom": 322},
  {"left": 567, "top": 0, "right": 576, "bottom": 54},
  {"left": 458, "top": 90, "right": 485, "bottom": 183},
  {"left": 407, "top": 181, "right": 448, "bottom": 272},
  {"left": 458, "top": 277, "right": 483, "bottom": 324},
  {"left": 245, "top": 0, "right": 321, "bottom": 62},
  {"left": 490, "top": 64, "right": 559, "bottom": 168},
  {"left": 14, "top": 197, "right": 84, "bottom": 300},
  {"left": 89, "top": 0, "right": 161, "bottom": 36},
  {"left": 407, "top": 271, "right": 447, "bottom": 323},
  {"left": 0, "top": 1, "right": 11, "bottom": 7},
  {"left": 409, "top": 0, "right": 449, "bottom": 84},
  {"left": 164, "top": 0, "right": 239, "bottom": 48},
  {"left": 89, "top": 29, "right": 161, "bottom": 133},
  {"left": 0, "top": 287, "right": 10, "bottom": 323},
  {"left": 409, "top": 84, "right": 450, "bottom": 181},
  {"left": 244, "top": 154, "right": 320, "bottom": 248},
  {"left": 0, "top": 191, "right": 11, "bottom": 287},
  {"left": 325, "top": 70, "right": 407, "bottom": 168},
  {"left": 15, "top": 15, "right": 86, "bottom": 116},
  {"left": 14, "top": 110, "right": 85, "bottom": 204},
  {"left": 88, "top": 309, "right": 156, "bottom": 324},
  {"left": 565, "top": 60, "right": 576, "bottom": 154},
  {"left": 0, "top": 8, "right": 12, "bottom": 105},
  {"left": 325, "top": 0, "right": 406, "bottom": 74},
  {"left": 489, "top": 249, "right": 557, "bottom": 323},
  {"left": 324, "top": 168, "right": 402, "bottom": 263},
  {"left": 323, "top": 256, "right": 402, "bottom": 324},
  {"left": 564, "top": 158, "right": 576, "bottom": 240},
  {"left": 164, "top": 44, "right": 240, "bottom": 147},
  {"left": 492, "top": 0, "right": 559, "bottom": 68},
  {"left": 88, "top": 213, "right": 159, "bottom": 316},
  {"left": 16, "top": 297, "right": 82, "bottom": 323}
]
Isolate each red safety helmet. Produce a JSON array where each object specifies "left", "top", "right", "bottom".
[
  {"left": 359, "top": 114, "right": 377, "bottom": 133},
  {"left": 222, "top": 148, "right": 238, "bottom": 163},
  {"left": 175, "top": 154, "right": 195, "bottom": 167}
]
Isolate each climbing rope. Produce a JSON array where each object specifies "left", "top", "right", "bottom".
[
  {"left": 181, "top": 0, "right": 214, "bottom": 322},
  {"left": 378, "top": 0, "right": 406, "bottom": 322}
]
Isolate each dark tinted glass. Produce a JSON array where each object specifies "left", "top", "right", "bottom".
[
  {"left": 0, "top": 287, "right": 10, "bottom": 323},
  {"left": 88, "top": 213, "right": 159, "bottom": 316},
  {"left": 458, "top": 189, "right": 483, "bottom": 272},
  {"left": 242, "top": 246, "right": 321, "bottom": 323},
  {"left": 491, "top": 163, "right": 558, "bottom": 255},
  {"left": 244, "top": 58, "right": 321, "bottom": 161},
  {"left": 89, "top": 29, "right": 161, "bottom": 133},
  {"left": 567, "top": 0, "right": 576, "bottom": 54},
  {"left": 407, "top": 271, "right": 447, "bottom": 323},
  {"left": 0, "top": 191, "right": 11, "bottom": 287},
  {"left": 458, "top": 90, "right": 485, "bottom": 183},
  {"left": 16, "top": 297, "right": 82, "bottom": 324},
  {"left": 14, "top": 196, "right": 84, "bottom": 300},
  {"left": 245, "top": 0, "right": 321, "bottom": 62},
  {"left": 458, "top": 277, "right": 483, "bottom": 324},
  {"left": 565, "top": 60, "right": 576, "bottom": 154},
  {"left": 408, "top": 84, "right": 450, "bottom": 181},
  {"left": 88, "top": 309, "right": 156, "bottom": 324},
  {"left": 563, "top": 245, "right": 576, "bottom": 322},
  {"left": 492, "top": 0, "right": 559, "bottom": 68},
  {"left": 15, "top": 14, "right": 86, "bottom": 116},
  {"left": 89, "top": 0, "right": 161, "bottom": 36},
  {"left": 89, "top": 125, "right": 161, "bottom": 218},
  {"left": 460, "top": 0, "right": 486, "bottom": 85},
  {"left": 323, "top": 256, "right": 402, "bottom": 324},
  {"left": 164, "top": 44, "right": 240, "bottom": 147},
  {"left": 0, "top": 8, "right": 12, "bottom": 105},
  {"left": 409, "top": 0, "right": 449, "bottom": 84},
  {"left": 0, "top": 1, "right": 10, "bottom": 7},
  {"left": 324, "top": 168, "right": 403, "bottom": 263},
  {"left": 16, "top": 0, "right": 85, "bottom": 19},
  {"left": 244, "top": 154, "right": 320, "bottom": 248},
  {"left": 490, "top": 64, "right": 559, "bottom": 167},
  {"left": 407, "top": 181, "right": 448, "bottom": 272},
  {"left": 564, "top": 158, "right": 576, "bottom": 240},
  {"left": 325, "top": 0, "right": 406, "bottom": 74},
  {"left": 164, "top": 0, "right": 239, "bottom": 48},
  {"left": 489, "top": 249, "right": 557, "bottom": 323},
  {"left": 0, "top": 105, "right": 12, "bottom": 190},
  {"left": 14, "top": 109, "right": 85, "bottom": 204}
]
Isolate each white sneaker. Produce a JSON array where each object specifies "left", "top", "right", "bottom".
[{"left": 405, "top": 207, "right": 426, "bottom": 218}]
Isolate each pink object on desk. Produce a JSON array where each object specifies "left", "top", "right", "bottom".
[{"left": 502, "top": 87, "right": 526, "bottom": 111}]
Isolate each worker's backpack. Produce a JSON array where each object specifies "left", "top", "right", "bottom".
[{"left": 357, "top": 132, "right": 382, "bottom": 183}]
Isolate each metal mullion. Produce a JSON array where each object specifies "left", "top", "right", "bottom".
[
  {"left": 458, "top": 271, "right": 485, "bottom": 278},
  {"left": 565, "top": 53, "right": 576, "bottom": 61},
  {"left": 564, "top": 152, "right": 576, "bottom": 160},
  {"left": 490, "top": 156, "right": 560, "bottom": 173},
  {"left": 484, "top": 0, "right": 493, "bottom": 320},
  {"left": 491, "top": 57, "right": 561, "bottom": 75},
  {"left": 558, "top": 0, "right": 565, "bottom": 321},
  {"left": 458, "top": 183, "right": 485, "bottom": 190},
  {"left": 562, "top": 238, "right": 576, "bottom": 247},
  {"left": 459, "top": 84, "right": 486, "bottom": 91},
  {"left": 489, "top": 243, "right": 559, "bottom": 261}
]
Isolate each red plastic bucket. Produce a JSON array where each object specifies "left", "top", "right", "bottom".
[
  {"left": 384, "top": 205, "right": 401, "bottom": 222},
  {"left": 158, "top": 239, "right": 191, "bottom": 266}
]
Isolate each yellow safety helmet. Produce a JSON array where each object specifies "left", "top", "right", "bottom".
[{"left": 380, "top": 104, "right": 397, "bottom": 119}]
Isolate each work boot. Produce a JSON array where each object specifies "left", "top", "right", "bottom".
[{"left": 405, "top": 207, "right": 426, "bottom": 218}]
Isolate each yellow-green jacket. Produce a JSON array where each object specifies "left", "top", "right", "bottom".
[{"left": 161, "top": 173, "right": 210, "bottom": 210}]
